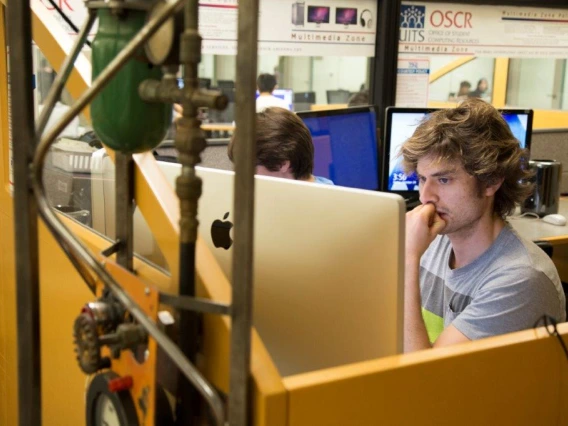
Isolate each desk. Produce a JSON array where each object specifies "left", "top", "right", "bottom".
[
  {"left": 201, "top": 123, "right": 235, "bottom": 132},
  {"left": 509, "top": 198, "right": 568, "bottom": 281},
  {"left": 509, "top": 198, "right": 568, "bottom": 245}
]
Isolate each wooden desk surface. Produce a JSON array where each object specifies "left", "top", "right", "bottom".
[
  {"left": 509, "top": 198, "right": 568, "bottom": 245},
  {"left": 201, "top": 123, "right": 235, "bottom": 132}
]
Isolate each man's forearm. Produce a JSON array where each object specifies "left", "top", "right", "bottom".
[{"left": 404, "top": 257, "right": 432, "bottom": 352}]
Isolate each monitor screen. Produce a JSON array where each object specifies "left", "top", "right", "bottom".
[
  {"left": 383, "top": 107, "right": 533, "bottom": 193},
  {"left": 255, "top": 89, "right": 294, "bottom": 111},
  {"left": 336, "top": 7, "right": 358, "bottom": 25},
  {"left": 298, "top": 106, "right": 379, "bottom": 190},
  {"left": 307, "top": 6, "right": 330, "bottom": 23}
]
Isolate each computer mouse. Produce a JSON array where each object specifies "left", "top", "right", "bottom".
[{"left": 542, "top": 214, "right": 567, "bottom": 226}]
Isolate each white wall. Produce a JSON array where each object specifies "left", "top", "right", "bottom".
[
  {"left": 199, "top": 54, "right": 215, "bottom": 79},
  {"left": 312, "top": 56, "right": 367, "bottom": 104},
  {"left": 508, "top": 59, "right": 556, "bottom": 109}
]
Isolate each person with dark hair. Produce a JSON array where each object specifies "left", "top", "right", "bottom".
[
  {"left": 457, "top": 80, "right": 471, "bottom": 97},
  {"left": 448, "top": 81, "right": 471, "bottom": 101},
  {"left": 347, "top": 89, "right": 370, "bottom": 107},
  {"left": 400, "top": 98, "right": 565, "bottom": 352},
  {"left": 256, "top": 73, "right": 290, "bottom": 112},
  {"left": 468, "top": 78, "right": 489, "bottom": 98},
  {"left": 228, "top": 107, "right": 333, "bottom": 184}
]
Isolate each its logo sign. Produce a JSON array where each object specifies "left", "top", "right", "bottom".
[
  {"left": 400, "top": 5, "right": 426, "bottom": 42},
  {"left": 400, "top": 5, "right": 426, "bottom": 28}
]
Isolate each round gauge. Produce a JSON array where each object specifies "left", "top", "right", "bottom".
[
  {"left": 86, "top": 372, "right": 139, "bottom": 426},
  {"left": 95, "top": 393, "right": 121, "bottom": 426},
  {"left": 144, "top": 0, "right": 183, "bottom": 65}
]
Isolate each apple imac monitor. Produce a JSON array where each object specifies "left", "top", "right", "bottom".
[
  {"left": 158, "top": 164, "right": 404, "bottom": 376},
  {"left": 255, "top": 89, "right": 294, "bottom": 111},
  {"left": 335, "top": 7, "right": 358, "bottom": 25},
  {"left": 383, "top": 107, "right": 533, "bottom": 199},
  {"left": 297, "top": 106, "right": 380, "bottom": 190},
  {"left": 307, "top": 6, "right": 330, "bottom": 24}
]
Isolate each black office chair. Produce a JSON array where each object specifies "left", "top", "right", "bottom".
[{"left": 535, "top": 240, "right": 568, "bottom": 320}]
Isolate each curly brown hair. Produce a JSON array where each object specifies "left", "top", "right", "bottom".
[
  {"left": 400, "top": 99, "right": 533, "bottom": 218},
  {"left": 227, "top": 107, "right": 314, "bottom": 180}
]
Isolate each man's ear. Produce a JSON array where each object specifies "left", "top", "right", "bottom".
[
  {"left": 484, "top": 177, "right": 504, "bottom": 197},
  {"left": 278, "top": 161, "right": 291, "bottom": 173}
]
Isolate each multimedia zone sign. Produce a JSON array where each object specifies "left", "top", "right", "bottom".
[{"left": 399, "top": 2, "right": 568, "bottom": 57}]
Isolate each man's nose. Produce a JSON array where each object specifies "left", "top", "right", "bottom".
[{"left": 419, "top": 179, "right": 438, "bottom": 205}]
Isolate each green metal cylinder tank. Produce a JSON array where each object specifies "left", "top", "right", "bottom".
[{"left": 91, "top": 9, "right": 172, "bottom": 153}]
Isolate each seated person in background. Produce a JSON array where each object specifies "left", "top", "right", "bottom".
[
  {"left": 400, "top": 98, "right": 565, "bottom": 353},
  {"left": 256, "top": 73, "right": 291, "bottom": 112},
  {"left": 468, "top": 78, "right": 489, "bottom": 99},
  {"left": 448, "top": 80, "right": 471, "bottom": 101},
  {"left": 228, "top": 107, "right": 333, "bottom": 185},
  {"left": 347, "top": 89, "right": 370, "bottom": 107}
]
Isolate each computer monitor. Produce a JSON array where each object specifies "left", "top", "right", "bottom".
[
  {"left": 383, "top": 107, "right": 533, "bottom": 196},
  {"left": 307, "top": 6, "right": 330, "bottom": 24},
  {"left": 255, "top": 89, "right": 294, "bottom": 111},
  {"left": 158, "top": 164, "right": 405, "bottom": 376},
  {"left": 294, "top": 91, "right": 316, "bottom": 104},
  {"left": 297, "top": 106, "right": 380, "bottom": 191},
  {"left": 335, "top": 7, "right": 358, "bottom": 25}
]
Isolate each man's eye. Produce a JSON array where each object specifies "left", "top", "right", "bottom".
[
  {"left": 439, "top": 178, "right": 449, "bottom": 184},
  {"left": 418, "top": 176, "right": 426, "bottom": 183}
]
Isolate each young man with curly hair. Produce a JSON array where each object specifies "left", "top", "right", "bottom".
[{"left": 401, "top": 98, "right": 565, "bottom": 352}]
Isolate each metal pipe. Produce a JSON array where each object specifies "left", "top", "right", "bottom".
[
  {"left": 175, "top": 1, "right": 204, "bottom": 423},
  {"left": 7, "top": 0, "right": 42, "bottom": 424},
  {"left": 229, "top": 0, "right": 259, "bottom": 423},
  {"left": 115, "top": 153, "right": 134, "bottom": 271},
  {"left": 29, "top": 2, "right": 225, "bottom": 423},
  {"left": 36, "top": 11, "right": 97, "bottom": 138}
]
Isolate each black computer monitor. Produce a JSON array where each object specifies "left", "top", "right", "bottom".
[
  {"left": 294, "top": 91, "right": 316, "bottom": 104},
  {"left": 382, "top": 107, "right": 534, "bottom": 197},
  {"left": 297, "top": 106, "right": 380, "bottom": 190},
  {"left": 217, "top": 79, "right": 235, "bottom": 90},
  {"left": 307, "top": 6, "right": 330, "bottom": 24},
  {"left": 335, "top": 7, "right": 358, "bottom": 25}
]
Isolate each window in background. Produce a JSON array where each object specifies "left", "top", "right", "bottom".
[
  {"left": 200, "top": 54, "right": 371, "bottom": 118},
  {"left": 507, "top": 58, "right": 567, "bottom": 111},
  {"left": 428, "top": 56, "right": 495, "bottom": 104}
]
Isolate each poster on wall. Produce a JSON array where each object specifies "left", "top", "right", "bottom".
[
  {"left": 200, "top": 0, "right": 377, "bottom": 56},
  {"left": 399, "top": 2, "right": 568, "bottom": 58},
  {"left": 395, "top": 58, "right": 429, "bottom": 107},
  {"left": 33, "top": 0, "right": 377, "bottom": 57}
]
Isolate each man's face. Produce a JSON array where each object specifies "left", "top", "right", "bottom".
[{"left": 416, "top": 155, "right": 492, "bottom": 236}]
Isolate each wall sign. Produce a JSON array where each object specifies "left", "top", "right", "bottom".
[{"left": 400, "top": 2, "right": 568, "bottom": 58}]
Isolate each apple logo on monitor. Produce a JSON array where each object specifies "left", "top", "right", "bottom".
[{"left": 211, "top": 212, "right": 233, "bottom": 250}]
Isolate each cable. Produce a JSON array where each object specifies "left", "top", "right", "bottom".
[
  {"left": 46, "top": 0, "right": 92, "bottom": 48},
  {"left": 533, "top": 315, "right": 568, "bottom": 360}
]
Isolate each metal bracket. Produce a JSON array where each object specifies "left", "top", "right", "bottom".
[{"left": 159, "top": 293, "right": 231, "bottom": 316}]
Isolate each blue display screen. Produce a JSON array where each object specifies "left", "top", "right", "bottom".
[
  {"left": 387, "top": 111, "right": 531, "bottom": 192},
  {"left": 299, "top": 109, "right": 379, "bottom": 190},
  {"left": 255, "top": 89, "right": 294, "bottom": 111}
]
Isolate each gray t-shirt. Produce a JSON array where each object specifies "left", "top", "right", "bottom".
[{"left": 420, "top": 224, "right": 566, "bottom": 342}]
